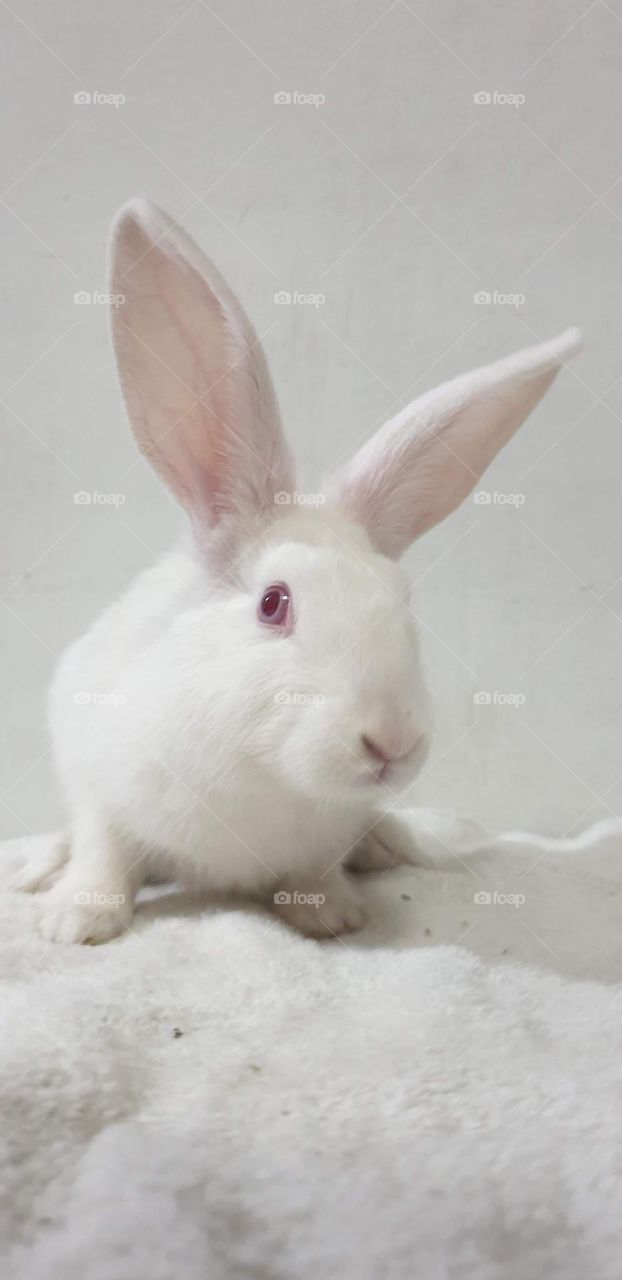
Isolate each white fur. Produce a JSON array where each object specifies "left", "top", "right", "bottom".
[{"left": 25, "top": 200, "right": 581, "bottom": 943}]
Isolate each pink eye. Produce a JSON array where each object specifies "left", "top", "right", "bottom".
[{"left": 258, "top": 583, "right": 291, "bottom": 629}]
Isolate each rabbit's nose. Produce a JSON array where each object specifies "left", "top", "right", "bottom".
[
  {"left": 361, "top": 734, "right": 393, "bottom": 767},
  {"left": 361, "top": 729, "right": 423, "bottom": 768}
]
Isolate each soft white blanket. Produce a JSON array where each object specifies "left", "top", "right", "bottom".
[{"left": 2, "top": 811, "right": 622, "bottom": 1280}]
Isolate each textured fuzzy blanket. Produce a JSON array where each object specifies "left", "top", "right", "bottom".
[{"left": 2, "top": 810, "right": 622, "bottom": 1280}]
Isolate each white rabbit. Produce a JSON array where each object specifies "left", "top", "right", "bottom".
[{"left": 18, "top": 200, "right": 581, "bottom": 943}]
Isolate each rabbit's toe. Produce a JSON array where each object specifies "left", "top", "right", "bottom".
[
  {"left": 10, "top": 863, "right": 53, "bottom": 894},
  {"left": 347, "top": 833, "right": 403, "bottom": 872},
  {"left": 273, "top": 879, "right": 364, "bottom": 938},
  {"left": 347, "top": 812, "right": 422, "bottom": 873},
  {"left": 40, "top": 887, "right": 129, "bottom": 945},
  {"left": 10, "top": 836, "right": 69, "bottom": 893}
]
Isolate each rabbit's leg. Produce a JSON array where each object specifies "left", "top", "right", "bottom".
[
  {"left": 40, "top": 810, "right": 142, "bottom": 945},
  {"left": 272, "top": 864, "right": 364, "bottom": 938},
  {"left": 347, "top": 810, "right": 420, "bottom": 872},
  {"left": 10, "top": 830, "right": 69, "bottom": 892}
]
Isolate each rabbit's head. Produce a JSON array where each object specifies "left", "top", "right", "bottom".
[{"left": 110, "top": 201, "right": 580, "bottom": 801}]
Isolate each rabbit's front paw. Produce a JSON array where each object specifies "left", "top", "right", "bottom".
[
  {"left": 40, "top": 884, "right": 130, "bottom": 945},
  {"left": 347, "top": 811, "right": 420, "bottom": 873},
  {"left": 273, "top": 873, "right": 364, "bottom": 939},
  {"left": 10, "top": 834, "right": 69, "bottom": 893}
]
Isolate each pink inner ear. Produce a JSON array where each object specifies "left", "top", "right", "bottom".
[
  {"left": 153, "top": 255, "right": 235, "bottom": 523},
  {"left": 118, "top": 249, "right": 244, "bottom": 528},
  {"left": 112, "top": 201, "right": 298, "bottom": 545},
  {"left": 324, "top": 330, "right": 580, "bottom": 559},
  {"left": 331, "top": 435, "right": 432, "bottom": 559}
]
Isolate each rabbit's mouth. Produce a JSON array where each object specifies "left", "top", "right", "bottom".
[{"left": 362, "top": 731, "right": 430, "bottom": 792}]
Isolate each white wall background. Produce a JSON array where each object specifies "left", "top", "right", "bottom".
[{"left": 1, "top": 0, "right": 621, "bottom": 841}]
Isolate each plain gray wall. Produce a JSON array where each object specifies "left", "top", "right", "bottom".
[{"left": 1, "top": 0, "right": 621, "bottom": 841}]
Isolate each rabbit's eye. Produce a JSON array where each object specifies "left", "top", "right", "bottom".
[{"left": 258, "top": 583, "right": 291, "bottom": 629}]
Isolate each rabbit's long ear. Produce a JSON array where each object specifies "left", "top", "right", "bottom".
[
  {"left": 110, "top": 200, "right": 295, "bottom": 539},
  {"left": 324, "top": 330, "right": 581, "bottom": 559}
]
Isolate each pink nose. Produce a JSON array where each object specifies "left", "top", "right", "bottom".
[
  {"left": 361, "top": 730, "right": 423, "bottom": 767},
  {"left": 361, "top": 734, "right": 393, "bottom": 766}
]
